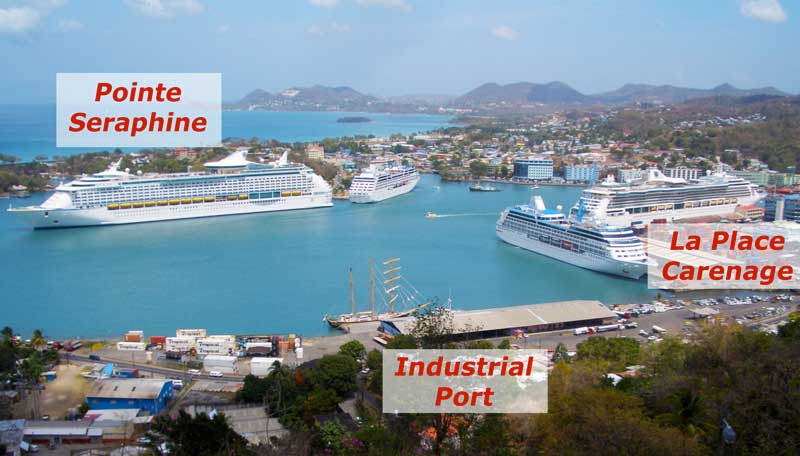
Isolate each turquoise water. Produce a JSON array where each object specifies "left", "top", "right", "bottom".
[
  {"left": 0, "top": 105, "right": 452, "bottom": 162},
  {"left": 1, "top": 176, "right": 655, "bottom": 339}
]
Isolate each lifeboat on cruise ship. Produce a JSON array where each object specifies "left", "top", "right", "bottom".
[
  {"left": 132, "top": 202, "right": 144, "bottom": 208},
  {"left": 291, "top": 191, "right": 302, "bottom": 196},
  {"left": 180, "top": 198, "right": 192, "bottom": 204},
  {"left": 226, "top": 195, "right": 238, "bottom": 201},
  {"left": 157, "top": 200, "right": 169, "bottom": 206},
  {"left": 169, "top": 199, "right": 180, "bottom": 205},
  {"left": 280, "top": 191, "right": 291, "bottom": 197},
  {"left": 120, "top": 203, "right": 132, "bottom": 209},
  {"left": 192, "top": 197, "right": 203, "bottom": 203},
  {"left": 107, "top": 204, "right": 120, "bottom": 210},
  {"left": 238, "top": 194, "right": 248, "bottom": 200},
  {"left": 145, "top": 201, "right": 156, "bottom": 207},
  {"left": 204, "top": 196, "right": 215, "bottom": 202}
]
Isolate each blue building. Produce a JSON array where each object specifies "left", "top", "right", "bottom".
[
  {"left": 513, "top": 157, "right": 553, "bottom": 181},
  {"left": 86, "top": 379, "right": 173, "bottom": 415},
  {"left": 564, "top": 164, "right": 600, "bottom": 183},
  {"left": 764, "top": 194, "right": 800, "bottom": 221}
]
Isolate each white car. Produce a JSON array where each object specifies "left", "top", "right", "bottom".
[
  {"left": 208, "top": 371, "right": 223, "bottom": 378},
  {"left": 187, "top": 369, "right": 201, "bottom": 375},
  {"left": 171, "top": 379, "right": 183, "bottom": 389}
]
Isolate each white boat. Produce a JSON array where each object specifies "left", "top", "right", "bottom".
[
  {"left": 8, "top": 149, "right": 333, "bottom": 229},
  {"left": 569, "top": 168, "right": 761, "bottom": 227},
  {"left": 349, "top": 159, "right": 419, "bottom": 203},
  {"left": 496, "top": 195, "right": 648, "bottom": 279}
]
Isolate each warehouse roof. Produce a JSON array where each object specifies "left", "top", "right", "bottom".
[
  {"left": 386, "top": 300, "right": 615, "bottom": 335},
  {"left": 87, "top": 379, "right": 170, "bottom": 400}
]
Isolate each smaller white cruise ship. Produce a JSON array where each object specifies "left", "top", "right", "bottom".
[
  {"left": 349, "top": 159, "right": 419, "bottom": 203},
  {"left": 496, "top": 195, "right": 648, "bottom": 279}
]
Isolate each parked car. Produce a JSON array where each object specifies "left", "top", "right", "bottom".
[
  {"left": 88, "top": 354, "right": 101, "bottom": 361},
  {"left": 171, "top": 379, "right": 183, "bottom": 389},
  {"left": 187, "top": 369, "right": 201, "bottom": 375},
  {"left": 208, "top": 371, "right": 223, "bottom": 378}
]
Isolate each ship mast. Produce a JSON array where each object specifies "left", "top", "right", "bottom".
[
  {"left": 349, "top": 268, "right": 355, "bottom": 317},
  {"left": 369, "top": 257, "right": 375, "bottom": 315},
  {"left": 383, "top": 258, "right": 402, "bottom": 314}
]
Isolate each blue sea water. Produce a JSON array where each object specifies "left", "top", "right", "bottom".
[
  {"left": 0, "top": 105, "right": 453, "bottom": 162},
  {"left": 0, "top": 176, "right": 655, "bottom": 339}
]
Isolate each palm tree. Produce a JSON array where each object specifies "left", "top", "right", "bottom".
[
  {"left": 30, "top": 329, "right": 46, "bottom": 351},
  {"left": 657, "top": 390, "right": 716, "bottom": 438}
]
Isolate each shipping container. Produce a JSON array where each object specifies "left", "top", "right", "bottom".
[
  {"left": 573, "top": 327, "right": 589, "bottom": 335},
  {"left": 116, "top": 368, "right": 139, "bottom": 378},
  {"left": 64, "top": 340, "right": 83, "bottom": 351},
  {"left": 165, "top": 336, "right": 195, "bottom": 353},
  {"left": 596, "top": 324, "right": 623, "bottom": 333},
  {"left": 249, "top": 357, "right": 283, "bottom": 376},
  {"left": 203, "top": 355, "right": 238, "bottom": 374},
  {"left": 117, "top": 341, "right": 146, "bottom": 351},
  {"left": 176, "top": 329, "right": 207, "bottom": 338},
  {"left": 150, "top": 335, "right": 167, "bottom": 345},
  {"left": 124, "top": 333, "right": 142, "bottom": 343}
]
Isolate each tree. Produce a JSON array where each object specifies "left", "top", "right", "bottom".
[
  {"left": 469, "top": 160, "right": 489, "bottom": 179},
  {"left": 575, "top": 336, "right": 640, "bottom": 371},
  {"left": 496, "top": 339, "right": 511, "bottom": 349},
  {"left": 150, "top": 410, "right": 251, "bottom": 456},
  {"left": 338, "top": 340, "right": 366, "bottom": 363},
  {"left": 365, "top": 349, "right": 382, "bottom": 370},
  {"left": 312, "top": 418, "right": 356, "bottom": 455},
  {"left": 30, "top": 329, "right": 46, "bottom": 351},
  {"left": 312, "top": 354, "right": 358, "bottom": 397},
  {"left": 385, "top": 334, "right": 417, "bottom": 349},
  {"left": 551, "top": 342, "right": 570, "bottom": 363}
]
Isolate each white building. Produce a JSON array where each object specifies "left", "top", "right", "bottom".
[
  {"left": 306, "top": 144, "right": 324, "bottom": 161},
  {"left": 513, "top": 157, "right": 553, "bottom": 180}
]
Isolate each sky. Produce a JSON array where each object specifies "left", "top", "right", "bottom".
[{"left": 0, "top": 0, "right": 797, "bottom": 103}]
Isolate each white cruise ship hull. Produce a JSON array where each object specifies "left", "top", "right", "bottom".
[
  {"left": 10, "top": 194, "right": 333, "bottom": 229},
  {"left": 350, "top": 175, "right": 419, "bottom": 204},
  {"left": 496, "top": 227, "right": 648, "bottom": 279},
  {"left": 592, "top": 199, "right": 760, "bottom": 227}
]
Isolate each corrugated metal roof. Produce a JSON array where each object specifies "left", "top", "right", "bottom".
[
  {"left": 87, "top": 379, "right": 170, "bottom": 400},
  {"left": 386, "top": 300, "right": 615, "bottom": 335}
]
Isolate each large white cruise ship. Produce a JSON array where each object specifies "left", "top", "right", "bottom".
[
  {"left": 569, "top": 169, "right": 762, "bottom": 227},
  {"left": 349, "top": 159, "right": 419, "bottom": 203},
  {"left": 9, "top": 149, "right": 333, "bottom": 229},
  {"left": 497, "top": 196, "right": 648, "bottom": 279}
]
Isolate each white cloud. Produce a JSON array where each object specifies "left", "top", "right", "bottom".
[
  {"left": 308, "top": 22, "right": 352, "bottom": 36},
  {"left": 307, "top": 24, "right": 324, "bottom": 36},
  {"left": 740, "top": 0, "right": 787, "bottom": 23},
  {"left": 0, "top": 6, "right": 42, "bottom": 35},
  {"left": 491, "top": 25, "right": 518, "bottom": 41},
  {"left": 124, "top": 0, "right": 204, "bottom": 19},
  {"left": 309, "top": 0, "right": 339, "bottom": 8},
  {"left": 356, "top": 0, "right": 411, "bottom": 12},
  {"left": 57, "top": 18, "right": 83, "bottom": 31},
  {"left": 216, "top": 24, "right": 229, "bottom": 34},
  {"left": 330, "top": 21, "right": 351, "bottom": 33}
]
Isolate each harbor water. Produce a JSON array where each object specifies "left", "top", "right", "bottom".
[{"left": 1, "top": 175, "right": 656, "bottom": 339}]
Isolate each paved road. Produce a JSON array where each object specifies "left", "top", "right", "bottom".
[{"left": 63, "top": 353, "right": 245, "bottom": 382}]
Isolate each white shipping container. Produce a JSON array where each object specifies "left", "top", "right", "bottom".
[
  {"left": 296, "top": 347, "right": 303, "bottom": 359},
  {"left": 126, "top": 330, "right": 144, "bottom": 336},
  {"left": 245, "top": 342, "right": 272, "bottom": 350},
  {"left": 250, "top": 357, "right": 283, "bottom": 376},
  {"left": 203, "top": 355, "right": 237, "bottom": 373},
  {"left": 166, "top": 336, "right": 195, "bottom": 352},
  {"left": 198, "top": 337, "right": 236, "bottom": 355},
  {"left": 176, "top": 329, "right": 207, "bottom": 338},
  {"left": 117, "top": 342, "right": 145, "bottom": 351}
]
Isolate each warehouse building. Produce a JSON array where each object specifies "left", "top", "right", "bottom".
[
  {"left": 380, "top": 300, "right": 617, "bottom": 340},
  {"left": 86, "top": 379, "right": 173, "bottom": 415}
]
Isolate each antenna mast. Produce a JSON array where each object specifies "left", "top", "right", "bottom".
[{"left": 383, "top": 258, "right": 402, "bottom": 314}]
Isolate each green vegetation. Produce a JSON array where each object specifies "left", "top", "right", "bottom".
[{"left": 149, "top": 410, "right": 252, "bottom": 455}]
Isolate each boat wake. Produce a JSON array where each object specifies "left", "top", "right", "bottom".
[{"left": 426, "top": 211, "right": 497, "bottom": 219}]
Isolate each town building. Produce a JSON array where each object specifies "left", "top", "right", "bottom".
[
  {"left": 764, "top": 194, "right": 800, "bottom": 222},
  {"left": 0, "top": 419, "right": 25, "bottom": 456},
  {"left": 306, "top": 144, "right": 325, "bottom": 161},
  {"left": 663, "top": 167, "right": 701, "bottom": 181},
  {"left": 86, "top": 379, "right": 173, "bottom": 415},
  {"left": 513, "top": 157, "right": 553, "bottom": 181},
  {"left": 735, "top": 205, "right": 765, "bottom": 221},
  {"left": 564, "top": 164, "right": 599, "bottom": 183}
]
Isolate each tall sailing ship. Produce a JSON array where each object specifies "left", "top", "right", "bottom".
[
  {"left": 349, "top": 159, "right": 419, "bottom": 203},
  {"left": 496, "top": 195, "right": 649, "bottom": 279},
  {"left": 324, "top": 258, "right": 432, "bottom": 328},
  {"left": 569, "top": 168, "right": 761, "bottom": 227},
  {"left": 8, "top": 149, "right": 333, "bottom": 229}
]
